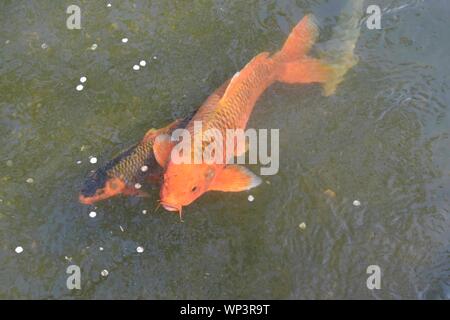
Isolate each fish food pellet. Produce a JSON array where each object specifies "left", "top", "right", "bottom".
[
  {"left": 133, "top": 65, "right": 140, "bottom": 71},
  {"left": 136, "top": 246, "right": 144, "bottom": 253},
  {"left": 41, "top": 43, "right": 48, "bottom": 49},
  {"left": 248, "top": 195, "right": 254, "bottom": 202},
  {"left": 99, "top": 247, "right": 104, "bottom": 251},
  {"left": 353, "top": 200, "right": 361, "bottom": 207},
  {"left": 121, "top": 38, "right": 128, "bottom": 43},
  {"left": 90, "top": 43, "right": 98, "bottom": 50},
  {"left": 26, "top": 178, "right": 34, "bottom": 184},
  {"left": 134, "top": 183, "right": 142, "bottom": 189},
  {"left": 89, "top": 157, "right": 97, "bottom": 164},
  {"left": 76, "top": 160, "right": 82, "bottom": 164},
  {"left": 89, "top": 211, "right": 97, "bottom": 218},
  {"left": 139, "top": 60, "right": 147, "bottom": 67},
  {"left": 76, "top": 84, "right": 84, "bottom": 91},
  {"left": 106, "top": 3, "right": 111, "bottom": 7},
  {"left": 101, "top": 269, "right": 109, "bottom": 277},
  {"left": 142, "top": 210, "right": 147, "bottom": 214},
  {"left": 80, "top": 76, "right": 87, "bottom": 83},
  {"left": 140, "top": 165, "right": 148, "bottom": 172},
  {"left": 15, "top": 246, "right": 24, "bottom": 253},
  {"left": 299, "top": 222, "right": 306, "bottom": 230}
]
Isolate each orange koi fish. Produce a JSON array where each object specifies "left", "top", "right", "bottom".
[
  {"left": 78, "top": 79, "right": 231, "bottom": 205},
  {"left": 154, "top": 15, "right": 345, "bottom": 214}
]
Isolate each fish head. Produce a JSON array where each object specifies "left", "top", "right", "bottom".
[
  {"left": 160, "top": 162, "right": 216, "bottom": 212},
  {"left": 79, "top": 169, "right": 126, "bottom": 205}
]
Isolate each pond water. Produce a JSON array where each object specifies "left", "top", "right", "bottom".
[{"left": 0, "top": 0, "right": 448, "bottom": 299}]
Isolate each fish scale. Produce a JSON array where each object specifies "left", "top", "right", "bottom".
[{"left": 107, "top": 140, "right": 158, "bottom": 185}]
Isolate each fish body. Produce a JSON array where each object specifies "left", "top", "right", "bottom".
[
  {"left": 155, "top": 15, "right": 349, "bottom": 213},
  {"left": 79, "top": 79, "right": 232, "bottom": 205},
  {"left": 79, "top": 119, "right": 183, "bottom": 205}
]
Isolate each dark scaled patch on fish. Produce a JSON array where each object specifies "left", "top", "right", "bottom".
[
  {"left": 80, "top": 167, "right": 109, "bottom": 197},
  {"left": 80, "top": 140, "right": 161, "bottom": 197}
]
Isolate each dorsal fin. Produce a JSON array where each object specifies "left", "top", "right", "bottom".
[{"left": 219, "top": 52, "right": 270, "bottom": 104}]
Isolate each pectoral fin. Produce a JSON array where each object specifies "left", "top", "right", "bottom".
[
  {"left": 208, "top": 165, "right": 262, "bottom": 192},
  {"left": 153, "top": 134, "right": 174, "bottom": 167},
  {"left": 143, "top": 119, "right": 182, "bottom": 143}
]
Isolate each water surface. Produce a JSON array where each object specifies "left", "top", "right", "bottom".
[{"left": 0, "top": 0, "right": 449, "bottom": 299}]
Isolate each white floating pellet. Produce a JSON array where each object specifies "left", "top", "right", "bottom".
[
  {"left": 136, "top": 246, "right": 144, "bottom": 253},
  {"left": 134, "top": 183, "right": 142, "bottom": 189},
  {"left": 41, "top": 43, "right": 48, "bottom": 49},
  {"left": 76, "top": 160, "right": 82, "bottom": 164},
  {"left": 76, "top": 84, "right": 84, "bottom": 91},
  {"left": 142, "top": 209, "right": 147, "bottom": 214},
  {"left": 140, "top": 165, "right": 148, "bottom": 172},
  {"left": 90, "top": 43, "right": 98, "bottom": 50},
  {"left": 15, "top": 246, "right": 24, "bottom": 254},
  {"left": 89, "top": 157, "right": 97, "bottom": 164},
  {"left": 89, "top": 211, "right": 97, "bottom": 218},
  {"left": 119, "top": 225, "right": 124, "bottom": 232},
  {"left": 106, "top": 3, "right": 111, "bottom": 7},
  {"left": 139, "top": 60, "right": 147, "bottom": 67},
  {"left": 133, "top": 65, "right": 140, "bottom": 71},
  {"left": 101, "top": 269, "right": 109, "bottom": 277},
  {"left": 247, "top": 195, "right": 254, "bottom": 202},
  {"left": 353, "top": 200, "right": 361, "bottom": 207},
  {"left": 121, "top": 38, "right": 128, "bottom": 43},
  {"left": 152, "top": 56, "right": 157, "bottom": 60},
  {"left": 99, "top": 247, "right": 104, "bottom": 251},
  {"left": 299, "top": 222, "right": 306, "bottom": 230},
  {"left": 80, "top": 76, "right": 87, "bottom": 83},
  {"left": 26, "top": 178, "right": 34, "bottom": 184}
]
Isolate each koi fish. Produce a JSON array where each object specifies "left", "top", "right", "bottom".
[
  {"left": 78, "top": 119, "right": 183, "bottom": 205},
  {"left": 154, "top": 15, "right": 352, "bottom": 214},
  {"left": 78, "top": 79, "right": 231, "bottom": 205}
]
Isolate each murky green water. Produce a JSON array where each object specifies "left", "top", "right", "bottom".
[{"left": 0, "top": 0, "right": 449, "bottom": 299}]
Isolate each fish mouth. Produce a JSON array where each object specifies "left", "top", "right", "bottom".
[
  {"left": 79, "top": 194, "right": 95, "bottom": 205},
  {"left": 161, "top": 202, "right": 181, "bottom": 212}
]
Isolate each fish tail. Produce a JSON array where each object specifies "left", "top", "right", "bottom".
[
  {"left": 274, "top": 14, "right": 350, "bottom": 96},
  {"left": 276, "top": 14, "right": 319, "bottom": 63}
]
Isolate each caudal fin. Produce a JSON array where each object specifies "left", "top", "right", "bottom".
[
  {"left": 277, "top": 14, "right": 319, "bottom": 62},
  {"left": 274, "top": 14, "right": 349, "bottom": 96}
]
